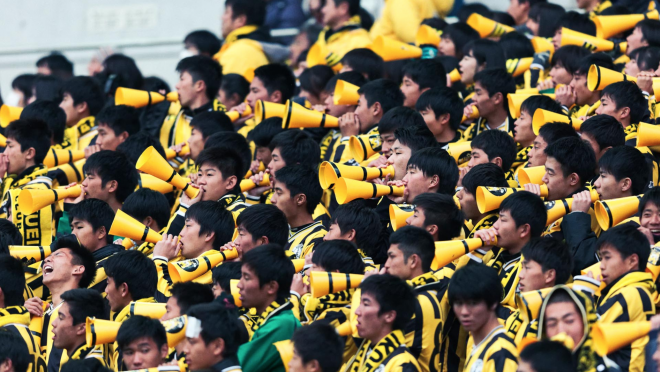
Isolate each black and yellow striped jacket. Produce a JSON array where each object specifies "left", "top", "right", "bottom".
[
  {"left": 464, "top": 326, "right": 518, "bottom": 372},
  {"left": 285, "top": 221, "right": 327, "bottom": 259},
  {"left": 0, "top": 306, "right": 46, "bottom": 372}
]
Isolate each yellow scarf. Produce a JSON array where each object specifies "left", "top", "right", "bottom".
[{"left": 346, "top": 330, "right": 407, "bottom": 372}]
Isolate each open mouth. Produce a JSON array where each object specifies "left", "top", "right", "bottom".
[{"left": 43, "top": 264, "right": 54, "bottom": 275}]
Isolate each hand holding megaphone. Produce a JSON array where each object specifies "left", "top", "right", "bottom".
[
  {"left": 555, "top": 84, "right": 576, "bottom": 108},
  {"left": 153, "top": 234, "right": 181, "bottom": 261},
  {"left": 228, "top": 102, "right": 254, "bottom": 124},
  {"left": 63, "top": 183, "right": 85, "bottom": 204},
  {"left": 473, "top": 227, "right": 499, "bottom": 247},
  {"left": 179, "top": 182, "right": 203, "bottom": 206},
  {"left": 338, "top": 112, "right": 361, "bottom": 138}
]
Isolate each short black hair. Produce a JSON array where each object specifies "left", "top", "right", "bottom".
[
  {"left": 291, "top": 323, "right": 344, "bottom": 372},
  {"left": 36, "top": 53, "right": 74, "bottom": 79},
  {"left": 500, "top": 191, "right": 547, "bottom": 238},
  {"left": 529, "top": 2, "right": 566, "bottom": 38},
  {"left": 537, "top": 122, "right": 579, "bottom": 145},
  {"left": 196, "top": 147, "right": 244, "bottom": 182},
  {"left": 203, "top": 132, "right": 252, "bottom": 176},
  {"left": 121, "top": 188, "right": 171, "bottom": 232},
  {"left": 448, "top": 264, "right": 502, "bottom": 307},
  {"left": 185, "top": 201, "right": 235, "bottom": 250},
  {"left": 61, "top": 76, "right": 104, "bottom": 116},
  {"left": 629, "top": 46, "right": 660, "bottom": 71},
  {"left": 461, "top": 163, "right": 508, "bottom": 196},
  {"left": 236, "top": 204, "right": 289, "bottom": 247},
  {"left": 358, "top": 79, "right": 405, "bottom": 115},
  {"left": 5, "top": 118, "right": 51, "bottom": 165},
  {"left": 312, "top": 240, "right": 365, "bottom": 275},
  {"left": 0, "top": 329, "right": 30, "bottom": 372},
  {"left": 415, "top": 87, "right": 464, "bottom": 131},
  {"left": 212, "top": 261, "right": 243, "bottom": 292},
  {"left": 225, "top": 0, "right": 267, "bottom": 26},
  {"left": 550, "top": 47, "right": 590, "bottom": 77},
  {"left": 407, "top": 147, "right": 459, "bottom": 194},
  {"left": 248, "top": 118, "right": 285, "bottom": 148},
  {"left": 184, "top": 30, "right": 222, "bottom": 56},
  {"left": 522, "top": 238, "right": 573, "bottom": 285},
  {"left": 499, "top": 31, "right": 535, "bottom": 60},
  {"left": 116, "top": 132, "right": 167, "bottom": 166},
  {"left": 463, "top": 40, "right": 507, "bottom": 70},
  {"left": 597, "top": 223, "right": 650, "bottom": 271},
  {"left": 0, "top": 220, "right": 22, "bottom": 256},
  {"left": 636, "top": 19, "right": 660, "bottom": 47},
  {"left": 242, "top": 244, "right": 295, "bottom": 301},
  {"left": 421, "top": 17, "right": 448, "bottom": 31},
  {"left": 520, "top": 95, "right": 563, "bottom": 118},
  {"left": 53, "top": 234, "right": 97, "bottom": 289},
  {"left": 640, "top": 186, "right": 660, "bottom": 216},
  {"left": 341, "top": 49, "right": 384, "bottom": 81},
  {"left": 68, "top": 199, "right": 115, "bottom": 244},
  {"left": 99, "top": 55, "right": 145, "bottom": 94},
  {"left": 412, "top": 193, "right": 464, "bottom": 241},
  {"left": 299, "top": 66, "right": 335, "bottom": 100},
  {"left": 116, "top": 315, "right": 167, "bottom": 350},
  {"left": 187, "top": 303, "right": 245, "bottom": 354},
  {"left": 253, "top": 64, "right": 296, "bottom": 103},
  {"left": 331, "top": 0, "right": 360, "bottom": 15},
  {"left": 520, "top": 340, "right": 576, "bottom": 372},
  {"left": 170, "top": 282, "right": 214, "bottom": 314},
  {"left": 359, "top": 274, "right": 416, "bottom": 331},
  {"left": 544, "top": 137, "right": 596, "bottom": 186},
  {"left": 573, "top": 52, "right": 614, "bottom": 77},
  {"left": 176, "top": 56, "right": 223, "bottom": 101},
  {"left": 220, "top": 73, "right": 250, "bottom": 103},
  {"left": 324, "top": 71, "right": 368, "bottom": 95},
  {"left": 11, "top": 74, "right": 36, "bottom": 103},
  {"left": 471, "top": 129, "right": 517, "bottom": 172},
  {"left": 599, "top": 146, "right": 651, "bottom": 196},
  {"left": 269, "top": 130, "right": 321, "bottom": 169},
  {"left": 32, "top": 75, "right": 63, "bottom": 103},
  {"left": 402, "top": 59, "right": 447, "bottom": 90},
  {"left": 602, "top": 81, "right": 649, "bottom": 124},
  {"left": 60, "top": 288, "right": 105, "bottom": 325},
  {"left": 83, "top": 150, "right": 139, "bottom": 203},
  {"left": 554, "top": 11, "right": 596, "bottom": 36},
  {"left": 275, "top": 165, "right": 323, "bottom": 215},
  {"left": 474, "top": 68, "right": 516, "bottom": 99},
  {"left": 95, "top": 105, "right": 141, "bottom": 137},
  {"left": 378, "top": 107, "right": 427, "bottom": 135},
  {"left": 390, "top": 226, "right": 436, "bottom": 272},
  {"left": 104, "top": 250, "right": 157, "bottom": 301},
  {"left": 61, "top": 358, "right": 112, "bottom": 372},
  {"left": 0, "top": 256, "right": 26, "bottom": 307},
  {"left": 441, "top": 23, "right": 481, "bottom": 59},
  {"left": 331, "top": 200, "right": 381, "bottom": 249},
  {"left": 20, "top": 100, "right": 67, "bottom": 144},
  {"left": 393, "top": 125, "right": 437, "bottom": 154}
]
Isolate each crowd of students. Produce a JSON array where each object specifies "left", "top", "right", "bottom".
[{"left": 5, "top": 0, "right": 660, "bottom": 371}]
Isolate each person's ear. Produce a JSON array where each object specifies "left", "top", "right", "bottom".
[
  {"left": 72, "top": 264, "right": 85, "bottom": 278},
  {"left": 426, "top": 224, "right": 439, "bottom": 236},
  {"left": 491, "top": 92, "right": 503, "bottom": 105},
  {"left": 118, "top": 131, "right": 130, "bottom": 143},
  {"left": 296, "top": 193, "right": 307, "bottom": 208},
  {"left": 204, "top": 231, "right": 216, "bottom": 244},
  {"left": 234, "top": 13, "right": 248, "bottom": 28},
  {"left": 266, "top": 280, "right": 279, "bottom": 296},
  {"left": 490, "top": 156, "right": 503, "bottom": 168},
  {"left": 338, "top": 0, "right": 350, "bottom": 15},
  {"left": 626, "top": 253, "right": 640, "bottom": 271},
  {"left": 75, "top": 101, "right": 89, "bottom": 115},
  {"left": 24, "top": 147, "right": 36, "bottom": 161},
  {"left": 120, "top": 282, "right": 130, "bottom": 298},
  {"left": 382, "top": 309, "right": 397, "bottom": 325},
  {"left": 545, "top": 268, "right": 557, "bottom": 286},
  {"left": 0, "top": 359, "right": 14, "bottom": 372},
  {"left": 143, "top": 216, "right": 154, "bottom": 230},
  {"left": 270, "top": 90, "right": 283, "bottom": 104},
  {"left": 621, "top": 177, "right": 632, "bottom": 193},
  {"left": 307, "top": 360, "right": 322, "bottom": 372},
  {"left": 194, "top": 79, "right": 207, "bottom": 95},
  {"left": 420, "top": 87, "right": 430, "bottom": 94},
  {"left": 620, "top": 106, "right": 631, "bottom": 120},
  {"left": 429, "top": 174, "right": 440, "bottom": 189},
  {"left": 106, "top": 180, "right": 119, "bottom": 194},
  {"left": 569, "top": 173, "right": 580, "bottom": 187},
  {"left": 76, "top": 321, "right": 86, "bottom": 336},
  {"left": 226, "top": 175, "right": 238, "bottom": 190},
  {"left": 518, "top": 224, "right": 531, "bottom": 239},
  {"left": 211, "top": 338, "right": 226, "bottom": 357},
  {"left": 410, "top": 254, "right": 421, "bottom": 269},
  {"left": 160, "top": 343, "right": 170, "bottom": 359},
  {"left": 347, "top": 229, "right": 357, "bottom": 241},
  {"left": 438, "top": 113, "right": 451, "bottom": 126},
  {"left": 259, "top": 236, "right": 270, "bottom": 245},
  {"left": 372, "top": 102, "right": 382, "bottom": 117},
  {"left": 97, "top": 226, "right": 107, "bottom": 241}
]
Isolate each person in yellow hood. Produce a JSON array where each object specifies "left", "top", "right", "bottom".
[{"left": 370, "top": 0, "right": 437, "bottom": 44}]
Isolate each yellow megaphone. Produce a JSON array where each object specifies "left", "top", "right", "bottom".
[
  {"left": 586, "top": 65, "right": 655, "bottom": 92},
  {"left": 507, "top": 93, "right": 556, "bottom": 119},
  {"left": 636, "top": 122, "right": 660, "bottom": 147},
  {"left": 128, "top": 302, "right": 167, "bottom": 319},
  {"left": 531, "top": 37, "right": 555, "bottom": 56},
  {"left": 240, "top": 173, "right": 270, "bottom": 192},
  {"left": 467, "top": 13, "right": 515, "bottom": 38},
  {"left": 532, "top": 109, "right": 583, "bottom": 135},
  {"left": 348, "top": 134, "right": 382, "bottom": 162},
  {"left": 115, "top": 87, "right": 178, "bottom": 108},
  {"left": 335, "top": 320, "right": 353, "bottom": 337},
  {"left": 319, "top": 161, "right": 395, "bottom": 190},
  {"left": 86, "top": 317, "right": 121, "bottom": 347},
  {"left": 432, "top": 237, "right": 497, "bottom": 270},
  {"left": 138, "top": 173, "right": 177, "bottom": 194},
  {"left": 476, "top": 186, "right": 548, "bottom": 214},
  {"left": 226, "top": 105, "right": 253, "bottom": 122},
  {"left": 518, "top": 166, "right": 545, "bottom": 186},
  {"left": 292, "top": 259, "right": 305, "bottom": 272},
  {"left": 43, "top": 148, "right": 85, "bottom": 168},
  {"left": 168, "top": 250, "right": 239, "bottom": 283},
  {"left": 592, "top": 321, "right": 652, "bottom": 356},
  {"left": 516, "top": 288, "right": 553, "bottom": 323},
  {"left": 390, "top": 204, "right": 414, "bottom": 231},
  {"left": 416, "top": 24, "right": 441, "bottom": 46},
  {"left": 243, "top": 67, "right": 256, "bottom": 83},
  {"left": 244, "top": 162, "right": 265, "bottom": 179},
  {"left": 561, "top": 28, "right": 626, "bottom": 53},
  {"left": 448, "top": 69, "right": 461, "bottom": 83},
  {"left": 136, "top": 146, "right": 199, "bottom": 199},
  {"left": 275, "top": 340, "right": 294, "bottom": 372},
  {"left": 254, "top": 100, "right": 286, "bottom": 125},
  {"left": 594, "top": 195, "right": 643, "bottom": 231},
  {"left": 648, "top": 244, "right": 660, "bottom": 280},
  {"left": 545, "top": 189, "right": 600, "bottom": 226},
  {"left": 306, "top": 43, "right": 325, "bottom": 67},
  {"left": 461, "top": 106, "right": 480, "bottom": 123},
  {"left": 309, "top": 271, "right": 365, "bottom": 298},
  {"left": 9, "top": 245, "right": 52, "bottom": 262},
  {"left": 334, "top": 80, "right": 360, "bottom": 106},
  {"left": 283, "top": 100, "right": 338, "bottom": 129},
  {"left": 162, "top": 315, "right": 187, "bottom": 348},
  {"left": 230, "top": 279, "right": 242, "bottom": 307},
  {"left": 334, "top": 178, "right": 404, "bottom": 205},
  {"left": 446, "top": 141, "right": 472, "bottom": 165},
  {"left": 109, "top": 209, "right": 163, "bottom": 244},
  {"left": 0, "top": 134, "right": 5, "bottom": 148},
  {"left": 506, "top": 58, "right": 534, "bottom": 78},
  {"left": 594, "top": 9, "right": 659, "bottom": 39},
  {"left": 0, "top": 105, "right": 23, "bottom": 128},
  {"left": 17, "top": 185, "right": 82, "bottom": 215},
  {"left": 164, "top": 144, "right": 190, "bottom": 160},
  {"left": 371, "top": 36, "right": 423, "bottom": 62}
]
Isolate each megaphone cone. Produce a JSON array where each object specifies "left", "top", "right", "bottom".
[
  {"left": 448, "top": 69, "right": 461, "bottom": 83},
  {"left": 18, "top": 185, "right": 82, "bottom": 215},
  {"left": 244, "top": 161, "right": 265, "bottom": 179},
  {"left": 335, "top": 320, "right": 353, "bottom": 337},
  {"left": 592, "top": 321, "right": 652, "bottom": 356},
  {"left": 86, "top": 317, "right": 121, "bottom": 347},
  {"left": 507, "top": 58, "right": 534, "bottom": 78},
  {"left": 0, "top": 134, "right": 6, "bottom": 148},
  {"left": 0, "top": 105, "right": 23, "bottom": 128},
  {"left": 587, "top": 65, "right": 637, "bottom": 92},
  {"left": 243, "top": 67, "right": 256, "bottom": 83},
  {"left": 115, "top": 87, "right": 178, "bottom": 108},
  {"left": 230, "top": 279, "right": 242, "bottom": 307},
  {"left": 348, "top": 134, "right": 382, "bottom": 162},
  {"left": 292, "top": 259, "right": 305, "bottom": 272},
  {"left": 136, "top": 146, "right": 199, "bottom": 198},
  {"left": 319, "top": 161, "right": 395, "bottom": 190},
  {"left": 446, "top": 141, "right": 472, "bottom": 165},
  {"left": 432, "top": 237, "right": 497, "bottom": 270},
  {"left": 254, "top": 100, "right": 286, "bottom": 124},
  {"left": 163, "top": 315, "right": 187, "bottom": 348},
  {"left": 164, "top": 144, "right": 190, "bottom": 160},
  {"left": 476, "top": 186, "right": 549, "bottom": 214},
  {"left": 546, "top": 189, "right": 600, "bottom": 226},
  {"left": 310, "top": 271, "right": 364, "bottom": 298},
  {"left": 595, "top": 195, "right": 643, "bottom": 231},
  {"left": 274, "top": 340, "right": 294, "bottom": 372},
  {"left": 109, "top": 210, "right": 162, "bottom": 244},
  {"left": 128, "top": 302, "right": 167, "bottom": 319},
  {"left": 306, "top": 43, "right": 326, "bottom": 68},
  {"left": 636, "top": 122, "right": 660, "bottom": 147},
  {"left": 334, "top": 178, "right": 404, "bottom": 204},
  {"left": 390, "top": 204, "right": 414, "bottom": 231},
  {"left": 43, "top": 148, "right": 85, "bottom": 168},
  {"left": 240, "top": 173, "right": 270, "bottom": 192},
  {"left": 283, "top": 100, "right": 338, "bottom": 129},
  {"left": 532, "top": 109, "right": 583, "bottom": 135},
  {"left": 467, "top": 13, "right": 515, "bottom": 38},
  {"left": 371, "top": 36, "right": 423, "bottom": 62},
  {"left": 139, "top": 174, "right": 177, "bottom": 194},
  {"left": 518, "top": 166, "right": 546, "bottom": 186},
  {"left": 9, "top": 245, "right": 52, "bottom": 262},
  {"left": 461, "top": 107, "right": 480, "bottom": 123},
  {"left": 561, "top": 28, "right": 625, "bottom": 53},
  {"left": 582, "top": 262, "right": 604, "bottom": 281},
  {"left": 416, "top": 24, "right": 441, "bottom": 46},
  {"left": 334, "top": 80, "right": 360, "bottom": 106},
  {"left": 516, "top": 288, "right": 553, "bottom": 323},
  {"left": 531, "top": 37, "right": 555, "bottom": 55},
  {"left": 594, "top": 9, "right": 659, "bottom": 39},
  {"left": 168, "top": 250, "right": 239, "bottom": 283},
  {"left": 226, "top": 105, "right": 253, "bottom": 122}
]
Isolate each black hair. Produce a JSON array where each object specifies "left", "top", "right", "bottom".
[
  {"left": 0, "top": 256, "right": 26, "bottom": 307},
  {"left": 499, "top": 32, "right": 535, "bottom": 60},
  {"left": 142, "top": 76, "right": 171, "bottom": 94},
  {"left": 529, "top": 2, "right": 566, "bottom": 38},
  {"left": 212, "top": 261, "right": 243, "bottom": 292},
  {"left": 11, "top": 74, "right": 36, "bottom": 103},
  {"left": 636, "top": 19, "right": 660, "bottom": 47},
  {"left": 68, "top": 199, "right": 115, "bottom": 244},
  {"left": 421, "top": 17, "right": 448, "bottom": 31},
  {"left": 457, "top": 3, "right": 492, "bottom": 23},
  {"left": 170, "top": 282, "right": 214, "bottom": 314},
  {"left": 95, "top": 105, "right": 140, "bottom": 137},
  {"left": 104, "top": 250, "right": 157, "bottom": 301},
  {"left": 640, "top": 186, "right": 660, "bottom": 216},
  {"left": 185, "top": 201, "right": 235, "bottom": 251},
  {"left": 358, "top": 79, "right": 405, "bottom": 115},
  {"left": 236, "top": 204, "right": 289, "bottom": 247},
  {"left": 331, "top": 0, "right": 360, "bottom": 15},
  {"left": 598, "top": 5, "right": 631, "bottom": 15},
  {"left": 241, "top": 244, "right": 295, "bottom": 301},
  {"left": 544, "top": 137, "right": 596, "bottom": 186},
  {"left": 537, "top": 122, "right": 579, "bottom": 145},
  {"left": 248, "top": 118, "right": 285, "bottom": 148},
  {"left": 225, "top": 0, "right": 267, "bottom": 26},
  {"left": 176, "top": 56, "right": 223, "bottom": 101},
  {"left": 500, "top": 191, "right": 547, "bottom": 238},
  {"left": 183, "top": 30, "right": 222, "bottom": 56},
  {"left": 597, "top": 223, "right": 651, "bottom": 271},
  {"left": 32, "top": 75, "right": 63, "bottom": 103},
  {"left": 0, "top": 329, "right": 30, "bottom": 372},
  {"left": 629, "top": 46, "right": 660, "bottom": 71},
  {"left": 36, "top": 53, "right": 74, "bottom": 79},
  {"left": 463, "top": 40, "right": 507, "bottom": 70},
  {"left": 407, "top": 147, "right": 459, "bottom": 194},
  {"left": 52, "top": 234, "right": 97, "bottom": 289},
  {"left": 299, "top": 66, "right": 335, "bottom": 100},
  {"left": 20, "top": 100, "right": 67, "bottom": 144},
  {"left": 5, "top": 118, "right": 52, "bottom": 164},
  {"left": 393, "top": 125, "right": 437, "bottom": 154},
  {"left": 521, "top": 238, "right": 573, "bottom": 285},
  {"left": 520, "top": 340, "right": 576, "bottom": 372},
  {"left": 324, "top": 71, "right": 368, "bottom": 96},
  {"left": 83, "top": 151, "right": 139, "bottom": 203},
  {"left": 61, "top": 358, "right": 112, "bottom": 372},
  {"left": 203, "top": 132, "right": 252, "bottom": 176},
  {"left": 187, "top": 303, "right": 244, "bottom": 354},
  {"left": 341, "top": 49, "right": 385, "bottom": 81},
  {"left": 389, "top": 226, "right": 436, "bottom": 272},
  {"left": 331, "top": 200, "right": 381, "bottom": 248},
  {"left": 550, "top": 46, "right": 591, "bottom": 72},
  {"left": 554, "top": 11, "right": 596, "bottom": 36},
  {"left": 253, "top": 64, "right": 297, "bottom": 103},
  {"left": 196, "top": 147, "right": 244, "bottom": 184},
  {"left": 599, "top": 146, "right": 651, "bottom": 196},
  {"left": 220, "top": 73, "right": 250, "bottom": 103},
  {"left": 601, "top": 81, "right": 649, "bottom": 124},
  {"left": 116, "top": 315, "right": 167, "bottom": 350},
  {"left": 412, "top": 193, "right": 464, "bottom": 241},
  {"left": 121, "top": 188, "right": 171, "bottom": 232},
  {"left": 402, "top": 59, "right": 447, "bottom": 90},
  {"left": 520, "top": 95, "right": 563, "bottom": 118},
  {"left": 312, "top": 240, "right": 366, "bottom": 274},
  {"left": 448, "top": 263, "right": 502, "bottom": 306},
  {"left": 269, "top": 130, "right": 321, "bottom": 169},
  {"left": 415, "top": 87, "right": 464, "bottom": 131},
  {"left": 116, "top": 132, "right": 167, "bottom": 166},
  {"left": 291, "top": 323, "right": 345, "bottom": 372},
  {"left": 473, "top": 68, "right": 516, "bottom": 98},
  {"left": 98, "top": 54, "right": 144, "bottom": 95},
  {"left": 492, "top": 11, "right": 515, "bottom": 27},
  {"left": 461, "top": 163, "right": 508, "bottom": 196},
  {"left": 442, "top": 23, "right": 481, "bottom": 60},
  {"left": 275, "top": 165, "right": 323, "bottom": 215},
  {"left": 359, "top": 274, "right": 416, "bottom": 331},
  {"left": 190, "top": 111, "right": 234, "bottom": 139},
  {"left": 378, "top": 107, "right": 427, "bottom": 134},
  {"left": 61, "top": 76, "right": 105, "bottom": 116},
  {"left": 580, "top": 115, "right": 625, "bottom": 151},
  {"left": 0, "top": 220, "right": 22, "bottom": 256},
  {"left": 471, "top": 129, "right": 517, "bottom": 172},
  {"left": 573, "top": 52, "right": 614, "bottom": 77},
  {"left": 60, "top": 288, "right": 105, "bottom": 325}
]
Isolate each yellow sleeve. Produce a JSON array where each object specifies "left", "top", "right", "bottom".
[
  {"left": 219, "top": 40, "right": 269, "bottom": 75},
  {"left": 371, "top": 0, "right": 435, "bottom": 43}
]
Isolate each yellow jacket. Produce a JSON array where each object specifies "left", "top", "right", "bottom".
[
  {"left": 430, "top": 0, "right": 455, "bottom": 17},
  {"left": 370, "top": 0, "right": 436, "bottom": 43},
  {"left": 215, "top": 26, "right": 269, "bottom": 76},
  {"left": 313, "top": 18, "right": 372, "bottom": 64}
]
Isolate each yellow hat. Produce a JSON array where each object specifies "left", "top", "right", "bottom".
[
  {"left": 560, "top": 28, "right": 626, "bottom": 53},
  {"left": 9, "top": 245, "right": 52, "bottom": 262},
  {"left": 309, "top": 271, "right": 365, "bottom": 298},
  {"left": 517, "top": 166, "right": 546, "bottom": 186},
  {"left": 594, "top": 195, "right": 643, "bottom": 231},
  {"left": 593, "top": 9, "right": 659, "bottom": 39},
  {"left": 390, "top": 204, "right": 414, "bottom": 231},
  {"left": 43, "top": 148, "right": 85, "bottom": 168},
  {"left": 115, "top": 87, "right": 178, "bottom": 108},
  {"left": 136, "top": 146, "right": 199, "bottom": 199},
  {"left": 431, "top": 237, "right": 497, "bottom": 270},
  {"left": 334, "top": 178, "right": 404, "bottom": 204},
  {"left": 466, "top": 13, "right": 515, "bottom": 38},
  {"left": 254, "top": 100, "right": 286, "bottom": 125},
  {"left": 18, "top": 185, "right": 82, "bottom": 215},
  {"left": 446, "top": 141, "right": 472, "bottom": 165},
  {"left": 283, "top": 100, "right": 338, "bottom": 129},
  {"left": 109, "top": 209, "right": 162, "bottom": 244},
  {"left": 592, "top": 321, "right": 651, "bottom": 356},
  {"left": 0, "top": 105, "right": 23, "bottom": 128},
  {"left": 476, "top": 186, "right": 548, "bottom": 214},
  {"left": 348, "top": 134, "right": 382, "bottom": 162},
  {"left": 319, "top": 161, "right": 394, "bottom": 190},
  {"left": 334, "top": 80, "right": 360, "bottom": 106},
  {"left": 371, "top": 36, "right": 423, "bottom": 62}
]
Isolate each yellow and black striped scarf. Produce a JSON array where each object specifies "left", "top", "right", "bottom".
[{"left": 346, "top": 330, "right": 407, "bottom": 372}]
